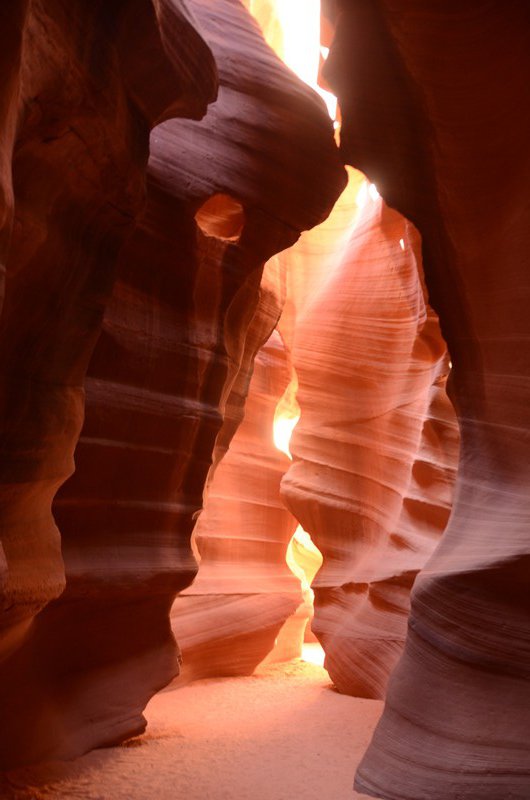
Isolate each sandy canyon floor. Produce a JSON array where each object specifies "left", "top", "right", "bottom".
[{"left": 2, "top": 655, "right": 382, "bottom": 800}]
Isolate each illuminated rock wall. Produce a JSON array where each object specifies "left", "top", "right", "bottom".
[
  {"left": 281, "top": 183, "right": 458, "bottom": 699},
  {"left": 171, "top": 331, "right": 301, "bottom": 682},
  {"left": 323, "top": 1, "right": 530, "bottom": 797}
]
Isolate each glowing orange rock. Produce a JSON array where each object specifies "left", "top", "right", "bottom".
[
  {"left": 281, "top": 181, "right": 458, "bottom": 698},
  {"left": 171, "top": 332, "right": 301, "bottom": 682}
]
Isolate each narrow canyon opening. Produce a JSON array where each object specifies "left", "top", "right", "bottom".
[
  {"left": 272, "top": 373, "right": 326, "bottom": 669},
  {"left": 194, "top": 193, "right": 246, "bottom": 242}
]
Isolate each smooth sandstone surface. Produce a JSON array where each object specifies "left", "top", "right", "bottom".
[
  {"left": 0, "top": 0, "right": 216, "bottom": 665},
  {"left": 0, "top": 0, "right": 345, "bottom": 770},
  {"left": 281, "top": 179, "right": 458, "bottom": 699},
  {"left": 0, "top": 0, "right": 217, "bottom": 769},
  {"left": 172, "top": 332, "right": 301, "bottom": 682},
  {"left": 323, "top": 1, "right": 530, "bottom": 796}
]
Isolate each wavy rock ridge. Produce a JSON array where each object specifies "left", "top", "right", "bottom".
[
  {"left": 172, "top": 331, "right": 301, "bottom": 682},
  {"left": 279, "top": 172, "right": 458, "bottom": 699},
  {"left": 0, "top": 0, "right": 344, "bottom": 769},
  {"left": 323, "top": 1, "right": 530, "bottom": 797}
]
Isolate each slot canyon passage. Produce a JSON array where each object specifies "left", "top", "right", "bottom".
[{"left": 1, "top": 0, "right": 529, "bottom": 798}]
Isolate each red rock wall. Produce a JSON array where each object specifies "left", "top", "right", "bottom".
[
  {"left": 323, "top": 1, "right": 530, "bottom": 797},
  {"left": 0, "top": 0, "right": 217, "bottom": 768},
  {"left": 0, "top": 0, "right": 345, "bottom": 770}
]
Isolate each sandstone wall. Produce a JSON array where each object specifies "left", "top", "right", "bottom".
[
  {"left": 323, "top": 1, "right": 530, "bottom": 796},
  {"left": 0, "top": 0, "right": 344, "bottom": 768}
]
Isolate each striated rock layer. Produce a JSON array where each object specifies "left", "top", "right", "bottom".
[
  {"left": 281, "top": 178, "right": 458, "bottom": 698},
  {"left": 323, "top": 1, "right": 530, "bottom": 797},
  {"left": 0, "top": 0, "right": 345, "bottom": 770},
  {"left": 0, "top": 0, "right": 216, "bottom": 662},
  {"left": 0, "top": 0, "right": 217, "bottom": 768},
  {"left": 172, "top": 331, "right": 301, "bottom": 682}
]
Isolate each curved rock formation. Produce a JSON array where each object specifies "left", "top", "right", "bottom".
[
  {"left": 281, "top": 182, "right": 457, "bottom": 699},
  {"left": 0, "top": 0, "right": 217, "bottom": 768},
  {"left": 172, "top": 331, "right": 301, "bottom": 682},
  {"left": 0, "top": 0, "right": 345, "bottom": 770},
  {"left": 0, "top": 0, "right": 216, "bottom": 664},
  {"left": 323, "top": 1, "right": 530, "bottom": 796}
]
